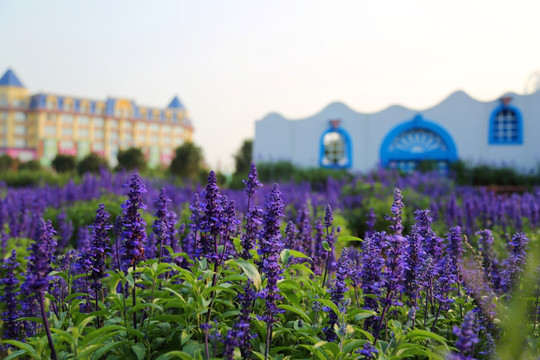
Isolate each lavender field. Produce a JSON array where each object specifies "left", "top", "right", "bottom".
[{"left": 0, "top": 165, "right": 539, "bottom": 359}]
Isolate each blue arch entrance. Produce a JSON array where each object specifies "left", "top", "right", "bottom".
[{"left": 380, "top": 115, "right": 458, "bottom": 172}]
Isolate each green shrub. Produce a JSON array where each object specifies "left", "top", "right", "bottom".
[{"left": 52, "top": 154, "right": 77, "bottom": 173}]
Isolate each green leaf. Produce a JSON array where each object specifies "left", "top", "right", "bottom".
[
  {"left": 2, "top": 340, "right": 38, "bottom": 358},
  {"left": 338, "top": 235, "right": 363, "bottom": 242},
  {"left": 404, "top": 329, "right": 448, "bottom": 345},
  {"left": 4, "top": 350, "right": 27, "bottom": 360},
  {"left": 343, "top": 339, "right": 366, "bottom": 354},
  {"left": 316, "top": 298, "right": 340, "bottom": 316},
  {"left": 156, "top": 351, "right": 195, "bottom": 360},
  {"left": 228, "top": 259, "right": 262, "bottom": 290},
  {"left": 131, "top": 343, "right": 146, "bottom": 360},
  {"left": 278, "top": 304, "right": 311, "bottom": 323},
  {"left": 280, "top": 249, "right": 292, "bottom": 264},
  {"left": 322, "top": 241, "right": 331, "bottom": 251},
  {"left": 288, "top": 249, "right": 312, "bottom": 260},
  {"left": 90, "top": 340, "right": 130, "bottom": 360},
  {"left": 288, "top": 264, "right": 315, "bottom": 276}
]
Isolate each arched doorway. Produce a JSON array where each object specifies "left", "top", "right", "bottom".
[{"left": 380, "top": 115, "right": 457, "bottom": 173}]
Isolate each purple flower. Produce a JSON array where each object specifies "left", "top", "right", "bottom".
[
  {"left": 357, "top": 341, "right": 378, "bottom": 359},
  {"left": 361, "top": 232, "right": 384, "bottom": 326},
  {"left": 88, "top": 204, "right": 112, "bottom": 292},
  {"left": 23, "top": 219, "right": 57, "bottom": 294},
  {"left": 296, "top": 203, "right": 313, "bottom": 256},
  {"left": 223, "top": 280, "right": 257, "bottom": 359},
  {"left": 197, "top": 171, "right": 226, "bottom": 262},
  {"left": 476, "top": 229, "right": 498, "bottom": 286},
  {"left": 453, "top": 310, "right": 479, "bottom": 359},
  {"left": 386, "top": 188, "right": 404, "bottom": 235},
  {"left": 153, "top": 188, "right": 171, "bottom": 261},
  {"left": 312, "top": 220, "right": 326, "bottom": 275},
  {"left": 404, "top": 210, "right": 428, "bottom": 304},
  {"left": 57, "top": 210, "right": 73, "bottom": 250},
  {"left": 324, "top": 204, "right": 334, "bottom": 229},
  {"left": 446, "top": 226, "right": 464, "bottom": 275},
  {"left": 121, "top": 174, "right": 147, "bottom": 270},
  {"left": 0, "top": 250, "right": 23, "bottom": 347},
  {"left": 240, "top": 207, "right": 263, "bottom": 260},
  {"left": 284, "top": 221, "right": 297, "bottom": 250},
  {"left": 365, "top": 207, "right": 377, "bottom": 237},
  {"left": 257, "top": 184, "right": 285, "bottom": 324},
  {"left": 501, "top": 232, "right": 529, "bottom": 293},
  {"left": 381, "top": 232, "right": 407, "bottom": 307},
  {"left": 243, "top": 162, "right": 263, "bottom": 204},
  {"left": 323, "top": 248, "right": 351, "bottom": 342}
]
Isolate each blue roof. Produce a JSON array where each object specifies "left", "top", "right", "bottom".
[
  {"left": 0, "top": 69, "right": 24, "bottom": 87},
  {"left": 167, "top": 96, "right": 184, "bottom": 109}
]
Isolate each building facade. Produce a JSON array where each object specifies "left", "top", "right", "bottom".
[
  {"left": 254, "top": 90, "right": 540, "bottom": 173},
  {"left": 0, "top": 69, "right": 194, "bottom": 167}
]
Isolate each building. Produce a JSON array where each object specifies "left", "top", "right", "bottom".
[
  {"left": 254, "top": 89, "right": 540, "bottom": 173},
  {"left": 0, "top": 69, "right": 194, "bottom": 167}
]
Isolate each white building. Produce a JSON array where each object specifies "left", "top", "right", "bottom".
[{"left": 253, "top": 90, "right": 540, "bottom": 173}]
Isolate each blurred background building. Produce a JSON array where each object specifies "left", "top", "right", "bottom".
[
  {"left": 0, "top": 68, "right": 194, "bottom": 167},
  {"left": 254, "top": 89, "right": 540, "bottom": 173}
]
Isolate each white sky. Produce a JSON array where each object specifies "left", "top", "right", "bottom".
[{"left": 1, "top": 0, "right": 540, "bottom": 173}]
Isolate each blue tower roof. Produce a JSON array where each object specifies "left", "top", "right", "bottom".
[
  {"left": 167, "top": 96, "right": 185, "bottom": 109},
  {"left": 0, "top": 69, "right": 24, "bottom": 87}
]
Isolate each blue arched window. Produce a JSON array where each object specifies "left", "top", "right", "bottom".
[
  {"left": 319, "top": 120, "right": 352, "bottom": 169},
  {"left": 380, "top": 114, "right": 457, "bottom": 173},
  {"left": 489, "top": 98, "right": 523, "bottom": 145}
]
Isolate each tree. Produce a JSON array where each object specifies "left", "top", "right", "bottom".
[
  {"left": 234, "top": 139, "right": 253, "bottom": 175},
  {"left": 51, "top": 154, "right": 76, "bottom": 173},
  {"left": 0, "top": 154, "right": 15, "bottom": 172},
  {"left": 77, "top": 153, "right": 109, "bottom": 175},
  {"left": 19, "top": 160, "right": 42, "bottom": 171},
  {"left": 169, "top": 142, "right": 204, "bottom": 180},
  {"left": 117, "top": 147, "right": 146, "bottom": 172}
]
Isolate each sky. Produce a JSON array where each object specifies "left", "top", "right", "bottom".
[{"left": 1, "top": 0, "right": 540, "bottom": 173}]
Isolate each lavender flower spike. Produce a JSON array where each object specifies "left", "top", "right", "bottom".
[
  {"left": 89, "top": 204, "right": 112, "bottom": 292},
  {"left": 452, "top": 310, "right": 479, "bottom": 359},
  {"left": 387, "top": 188, "right": 404, "bottom": 235},
  {"left": 0, "top": 250, "right": 23, "bottom": 348},
  {"left": 23, "top": 218, "right": 57, "bottom": 294},
  {"left": 121, "top": 174, "right": 147, "bottom": 270},
  {"left": 243, "top": 162, "right": 263, "bottom": 201}
]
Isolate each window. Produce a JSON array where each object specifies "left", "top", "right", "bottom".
[
  {"left": 109, "top": 119, "right": 118, "bottom": 128},
  {"left": 78, "top": 116, "right": 90, "bottom": 126},
  {"left": 14, "top": 112, "right": 26, "bottom": 122},
  {"left": 149, "top": 124, "right": 159, "bottom": 132},
  {"left": 93, "top": 117, "right": 104, "bottom": 126},
  {"left": 80, "top": 103, "right": 88, "bottom": 113},
  {"left": 60, "top": 140, "right": 74, "bottom": 150},
  {"left": 489, "top": 100, "right": 523, "bottom": 145},
  {"left": 62, "top": 115, "right": 74, "bottom": 124},
  {"left": 46, "top": 100, "right": 55, "bottom": 110},
  {"left": 62, "top": 127, "right": 73, "bottom": 137},
  {"left": 93, "top": 142, "right": 104, "bottom": 151},
  {"left": 319, "top": 121, "right": 352, "bottom": 169},
  {"left": 64, "top": 101, "right": 72, "bottom": 112},
  {"left": 14, "top": 125, "right": 26, "bottom": 135},
  {"left": 78, "top": 128, "right": 89, "bottom": 138},
  {"left": 137, "top": 123, "right": 147, "bottom": 131},
  {"left": 94, "top": 130, "right": 104, "bottom": 140},
  {"left": 124, "top": 121, "right": 133, "bottom": 130},
  {"left": 14, "top": 138, "right": 27, "bottom": 148},
  {"left": 45, "top": 126, "right": 56, "bottom": 136},
  {"left": 380, "top": 114, "right": 457, "bottom": 173}
]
